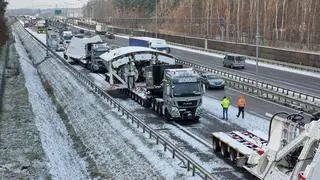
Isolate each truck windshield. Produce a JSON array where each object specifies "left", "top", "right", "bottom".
[
  {"left": 173, "top": 82, "right": 201, "bottom": 97},
  {"left": 64, "top": 36, "right": 72, "bottom": 40}
]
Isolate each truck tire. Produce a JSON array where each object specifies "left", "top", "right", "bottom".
[
  {"left": 220, "top": 143, "right": 229, "bottom": 157},
  {"left": 212, "top": 137, "right": 220, "bottom": 152},
  {"left": 158, "top": 103, "right": 163, "bottom": 116},
  {"left": 229, "top": 149, "right": 238, "bottom": 163},
  {"left": 165, "top": 109, "right": 172, "bottom": 121},
  {"left": 151, "top": 100, "right": 156, "bottom": 111}
]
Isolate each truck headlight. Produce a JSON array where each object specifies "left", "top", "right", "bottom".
[
  {"left": 195, "top": 106, "right": 203, "bottom": 116},
  {"left": 171, "top": 107, "right": 180, "bottom": 117}
]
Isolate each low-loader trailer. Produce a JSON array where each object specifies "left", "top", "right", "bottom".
[{"left": 122, "top": 64, "right": 203, "bottom": 121}]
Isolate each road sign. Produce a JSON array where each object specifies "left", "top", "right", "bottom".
[{"left": 55, "top": 9, "right": 62, "bottom": 16}]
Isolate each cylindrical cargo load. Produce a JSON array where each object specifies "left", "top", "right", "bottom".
[{"left": 118, "top": 64, "right": 139, "bottom": 82}]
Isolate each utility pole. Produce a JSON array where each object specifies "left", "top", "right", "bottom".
[
  {"left": 45, "top": 20, "right": 49, "bottom": 58},
  {"left": 190, "top": 0, "right": 193, "bottom": 35},
  {"left": 155, "top": 0, "right": 158, "bottom": 38},
  {"left": 255, "top": 0, "right": 260, "bottom": 89}
]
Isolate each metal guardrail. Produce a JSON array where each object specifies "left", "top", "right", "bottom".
[
  {"left": 61, "top": 21, "right": 320, "bottom": 114},
  {"left": 176, "top": 59, "right": 320, "bottom": 114},
  {"left": 14, "top": 22, "right": 216, "bottom": 180}
]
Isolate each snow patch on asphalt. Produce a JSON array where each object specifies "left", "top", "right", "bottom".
[{"left": 14, "top": 31, "right": 90, "bottom": 180}]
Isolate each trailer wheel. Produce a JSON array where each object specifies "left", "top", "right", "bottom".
[
  {"left": 229, "top": 149, "right": 238, "bottom": 163},
  {"left": 220, "top": 143, "right": 229, "bottom": 157},
  {"left": 160, "top": 104, "right": 164, "bottom": 116},
  {"left": 212, "top": 138, "right": 220, "bottom": 152},
  {"left": 151, "top": 100, "right": 156, "bottom": 111}
]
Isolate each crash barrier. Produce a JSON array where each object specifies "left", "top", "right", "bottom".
[
  {"left": 15, "top": 22, "right": 216, "bottom": 180},
  {"left": 175, "top": 59, "right": 320, "bottom": 114},
  {"left": 62, "top": 21, "right": 320, "bottom": 114},
  {"left": 0, "top": 42, "right": 9, "bottom": 112}
]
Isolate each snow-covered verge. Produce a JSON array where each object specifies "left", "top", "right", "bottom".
[
  {"left": 13, "top": 30, "right": 90, "bottom": 179},
  {"left": 15, "top": 23, "right": 200, "bottom": 179},
  {"left": 0, "top": 42, "right": 50, "bottom": 179}
]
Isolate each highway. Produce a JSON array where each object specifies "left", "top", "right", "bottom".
[
  {"left": 64, "top": 23, "right": 314, "bottom": 120},
  {"left": 27, "top": 21, "right": 316, "bottom": 179},
  {"left": 101, "top": 36, "right": 312, "bottom": 118},
  {"left": 101, "top": 34, "right": 320, "bottom": 97}
]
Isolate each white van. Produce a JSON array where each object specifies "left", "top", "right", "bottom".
[{"left": 223, "top": 53, "right": 246, "bottom": 69}]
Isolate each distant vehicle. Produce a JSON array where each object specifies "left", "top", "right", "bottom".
[
  {"left": 95, "top": 23, "right": 106, "bottom": 35},
  {"left": 23, "top": 21, "right": 31, "bottom": 28},
  {"left": 64, "top": 36, "right": 109, "bottom": 73},
  {"left": 85, "top": 42, "right": 110, "bottom": 72},
  {"left": 201, "top": 73, "right": 225, "bottom": 89},
  {"left": 129, "top": 37, "right": 170, "bottom": 53},
  {"left": 74, "top": 34, "right": 84, "bottom": 38},
  {"left": 105, "top": 31, "right": 115, "bottom": 39},
  {"left": 62, "top": 31, "right": 73, "bottom": 41},
  {"left": 223, "top": 54, "right": 246, "bottom": 69},
  {"left": 63, "top": 40, "right": 71, "bottom": 48},
  {"left": 35, "top": 22, "right": 46, "bottom": 33},
  {"left": 56, "top": 42, "right": 65, "bottom": 52}
]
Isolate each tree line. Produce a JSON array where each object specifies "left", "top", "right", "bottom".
[{"left": 83, "top": 0, "right": 320, "bottom": 51}]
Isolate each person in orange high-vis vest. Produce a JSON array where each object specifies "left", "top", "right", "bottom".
[{"left": 236, "top": 96, "right": 246, "bottom": 118}]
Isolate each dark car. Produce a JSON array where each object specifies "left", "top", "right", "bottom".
[
  {"left": 201, "top": 74, "right": 225, "bottom": 89},
  {"left": 105, "top": 31, "right": 115, "bottom": 39}
]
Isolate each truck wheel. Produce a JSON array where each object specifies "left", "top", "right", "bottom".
[
  {"left": 165, "top": 109, "right": 172, "bottom": 121},
  {"left": 229, "top": 149, "right": 238, "bottom": 163},
  {"left": 158, "top": 104, "right": 163, "bottom": 116},
  {"left": 220, "top": 143, "right": 229, "bottom": 157},
  {"left": 212, "top": 138, "right": 221, "bottom": 152},
  {"left": 151, "top": 100, "right": 156, "bottom": 111}
]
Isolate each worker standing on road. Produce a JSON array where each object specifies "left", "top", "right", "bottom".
[
  {"left": 221, "top": 96, "right": 230, "bottom": 120},
  {"left": 236, "top": 96, "right": 246, "bottom": 118}
]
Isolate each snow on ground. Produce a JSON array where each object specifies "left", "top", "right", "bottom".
[
  {"left": 16, "top": 22, "right": 201, "bottom": 179},
  {"left": 0, "top": 42, "right": 50, "bottom": 179},
  {"left": 114, "top": 98, "right": 251, "bottom": 179},
  {"left": 13, "top": 30, "right": 90, "bottom": 180},
  {"left": 202, "top": 96, "right": 269, "bottom": 136},
  {"left": 26, "top": 28, "right": 47, "bottom": 43}
]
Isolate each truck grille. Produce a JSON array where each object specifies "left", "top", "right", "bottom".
[{"left": 177, "top": 100, "right": 197, "bottom": 107}]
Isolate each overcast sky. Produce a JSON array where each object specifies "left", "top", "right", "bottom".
[{"left": 7, "top": 0, "right": 89, "bottom": 9}]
